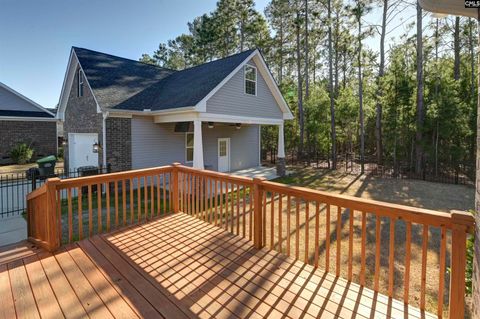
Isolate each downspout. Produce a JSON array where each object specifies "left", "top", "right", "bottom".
[{"left": 102, "top": 111, "right": 109, "bottom": 168}]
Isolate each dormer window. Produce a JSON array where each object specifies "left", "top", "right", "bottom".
[
  {"left": 244, "top": 64, "right": 257, "bottom": 96},
  {"left": 78, "top": 69, "right": 84, "bottom": 97}
]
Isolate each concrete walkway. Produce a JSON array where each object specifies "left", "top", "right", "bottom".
[
  {"left": 0, "top": 215, "right": 27, "bottom": 247},
  {"left": 231, "top": 166, "right": 282, "bottom": 180}
]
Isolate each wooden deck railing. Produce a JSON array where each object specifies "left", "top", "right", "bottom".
[{"left": 27, "top": 163, "right": 474, "bottom": 318}]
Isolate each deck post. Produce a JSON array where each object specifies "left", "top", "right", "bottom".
[
  {"left": 172, "top": 163, "right": 180, "bottom": 213},
  {"left": 449, "top": 210, "right": 474, "bottom": 319},
  {"left": 253, "top": 177, "right": 266, "bottom": 249},
  {"left": 46, "top": 177, "right": 61, "bottom": 251}
]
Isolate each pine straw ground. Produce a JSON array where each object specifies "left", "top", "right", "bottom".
[{"left": 268, "top": 166, "right": 475, "bottom": 317}]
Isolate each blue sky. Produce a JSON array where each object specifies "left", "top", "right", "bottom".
[
  {"left": 0, "top": 0, "right": 269, "bottom": 108},
  {"left": 0, "top": 0, "right": 415, "bottom": 108}
]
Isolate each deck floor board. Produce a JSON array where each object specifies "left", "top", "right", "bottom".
[{"left": 0, "top": 212, "right": 438, "bottom": 318}]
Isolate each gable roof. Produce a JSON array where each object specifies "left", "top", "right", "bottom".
[
  {"left": 74, "top": 47, "right": 257, "bottom": 112},
  {"left": 0, "top": 82, "right": 55, "bottom": 119}
]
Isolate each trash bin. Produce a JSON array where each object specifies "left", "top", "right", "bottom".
[
  {"left": 36, "top": 155, "right": 56, "bottom": 177},
  {"left": 77, "top": 166, "right": 100, "bottom": 193}
]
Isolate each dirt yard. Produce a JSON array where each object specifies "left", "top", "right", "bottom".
[
  {"left": 266, "top": 166, "right": 475, "bottom": 316},
  {"left": 276, "top": 166, "right": 475, "bottom": 213}
]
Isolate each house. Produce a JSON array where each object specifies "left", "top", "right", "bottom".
[
  {"left": 57, "top": 47, "right": 293, "bottom": 176},
  {"left": 0, "top": 82, "right": 57, "bottom": 164}
]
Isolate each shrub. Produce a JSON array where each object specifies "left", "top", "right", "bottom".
[{"left": 10, "top": 143, "right": 34, "bottom": 164}]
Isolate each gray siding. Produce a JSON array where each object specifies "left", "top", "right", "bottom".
[
  {"left": 131, "top": 117, "right": 186, "bottom": 169},
  {"left": 131, "top": 116, "right": 260, "bottom": 171},
  {"left": 203, "top": 124, "right": 260, "bottom": 171},
  {"left": 0, "top": 86, "right": 42, "bottom": 112},
  {"left": 206, "top": 59, "right": 283, "bottom": 119}
]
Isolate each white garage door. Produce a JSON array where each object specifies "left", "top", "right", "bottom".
[{"left": 68, "top": 133, "right": 99, "bottom": 171}]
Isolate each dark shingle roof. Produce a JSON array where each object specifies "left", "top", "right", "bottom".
[
  {"left": 73, "top": 47, "right": 255, "bottom": 111},
  {"left": 0, "top": 110, "right": 54, "bottom": 118}
]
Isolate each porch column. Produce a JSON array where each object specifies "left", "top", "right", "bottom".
[
  {"left": 276, "top": 123, "right": 286, "bottom": 177},
  {"left": 193, "top": 120, "right": 204, "bottom": 169}
]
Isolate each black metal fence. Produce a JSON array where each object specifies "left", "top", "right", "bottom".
[
  {"left": 262, "top": 148, "right": 475, "bottom": 186},
  {"left": 0, "top": 165, "right": 110, "bottom": 218}
]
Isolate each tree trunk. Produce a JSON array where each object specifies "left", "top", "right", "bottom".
[
  {"left": 454, "top": 16, "right": 460, "bottom": 81},
  {"left": 375, "top": 0, "right": 387, "bottom": 165},
  {"left": 358, "top": 7, "right": 365, "bottom": 174},
  {"left": 415, "top": 1, "right": 424, "bottom": 174},
  {"left": 279, "top": 21, "right": 284, "bottom": 84},
  {"left": 304, "top": 0, "right": 309, "bottom": 100},
  {"left": 296, "top": 10, "right": 304, "bottom": 157},
  {"left": 334, "top": 11, "right": 340, "bottom": 96},
  {"left": 328, "top": 0, "right": 337, "bottom": 169}
]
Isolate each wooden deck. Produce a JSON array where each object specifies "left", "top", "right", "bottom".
[{"left": 1, "top": 213, "right": 437, "bottom": 319}]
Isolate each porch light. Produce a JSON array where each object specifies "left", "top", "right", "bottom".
[
  {"left": 93, "top": 142, "right": 101, "bottom": 153},
  {"left": 61, "top": 138, "right": 67, "bottom": 146},
  {"left": 208, "top": 122, "right": 214, "bottom": 128},
  {"left": 235, "top": 123, "right": 242, "bottom": 130}
]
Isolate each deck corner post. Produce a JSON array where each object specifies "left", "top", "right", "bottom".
[
  {"left": 449, "top": 210, "right": 474, "bottom": 318},
  {"left": 46, "top": 177, "right": 61, "bottom": 251},
  {"left": 172, "top": 162, "right": 181, "bottom": 213},
  {"left": 253, "top": 176, "right": 266, "bottom": 249}
]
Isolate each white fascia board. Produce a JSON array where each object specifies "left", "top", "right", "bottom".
[
  {"left": 0, "top": 116, "right": 58, "bottom": 122},
  {"left": 0, "top": 82, "right": 55, "bottom": 117},
  {"left": 194, "top": 49, "right": 294, "bottom": 121},
  {"left": 105, "top": 106, "right": 196, "bottom": 118},
  {"left": 57, "top": 49, "right": 77, "bottom": 121},
  {"left": 74, "top": 53, "right": 102, "bottom": 114},
  {"left": 154, "top": 111, "right": 283, "bottom": 125},
  {"left": 251, "top": 53, "right": 294, "bottom": 120},
  {"left": 194, "top": 50, "right": 258, "bottom": 113}
]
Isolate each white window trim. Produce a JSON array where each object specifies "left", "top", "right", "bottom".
[
  {"left": 185, "top": 132, "right": 194, "bottom": 163},
  {"left": 78, "top": 69, "right": 84, "bottom": 97},
  {"left": 244, "top": 64, "right": 257, "bottom": 96}
]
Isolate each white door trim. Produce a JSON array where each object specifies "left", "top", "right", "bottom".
[{"left": 217, "top": 138, "right": 230, "bottom": 172}]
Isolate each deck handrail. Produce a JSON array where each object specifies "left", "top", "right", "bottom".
[{"left": 26, "top": 163, "right": 474, "bottom": 318}]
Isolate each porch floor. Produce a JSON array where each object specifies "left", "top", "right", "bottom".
[
  {"left": 1, "top": 213, "right": 436, "bottom": 319},
  {"left": 231, "top": 166, "right": 281, "bottom": 180}
]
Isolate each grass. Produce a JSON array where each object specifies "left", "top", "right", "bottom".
[{"left": 59, "top": 185, "right": 171, "bottom": 243}]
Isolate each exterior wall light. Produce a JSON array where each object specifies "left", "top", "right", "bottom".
[
  {"left": 235, "top": 123, "right": 242, "bottom": 130},
  {"left": 208, "top": 122, "right": 214, "bottom": 128},
  {"left": 93, "top": 142, "right": 101, "bottom": 153}
]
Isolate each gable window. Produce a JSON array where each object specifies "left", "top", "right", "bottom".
[
  {"left": 186, "top": 132, "right": 194, "bottom": 162},
  {"left": 78, "top": 69, "right": 84, "bottom": 97},
  {"left": 244, "top": 64, "right": 257, "bottom": 96}
]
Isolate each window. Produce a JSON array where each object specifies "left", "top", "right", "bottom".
[
  {"left": 244, "top": 65, "right": 256, "bottom": 95},
  {"left": 186, "top": 132, "right": 194, "bottom": 162},
  {"left": 78, "top": 69, "right": 84, "bottom": 97}
]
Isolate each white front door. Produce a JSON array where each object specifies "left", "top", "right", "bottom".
[
  {"left": 68, "top": 133, "right": 99, "bottom": 171},
  {"left": 217, "top": 138, "right": 230, "bottom": 172}
]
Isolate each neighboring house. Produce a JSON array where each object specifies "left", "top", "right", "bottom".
[
  {"left": 57, "top": 47, "right": 293, "bottom": 175},
  {"left": 0, "top": 82, "right": 57, "bottom": 164}
]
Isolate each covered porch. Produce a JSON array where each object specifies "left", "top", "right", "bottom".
[{"left": 153, "top": 112, "right": 287, "bottom": 175}]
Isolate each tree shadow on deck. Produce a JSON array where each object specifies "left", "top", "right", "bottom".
[{"left": 71, "top": 212, "right": 435, "bottom": 319}]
